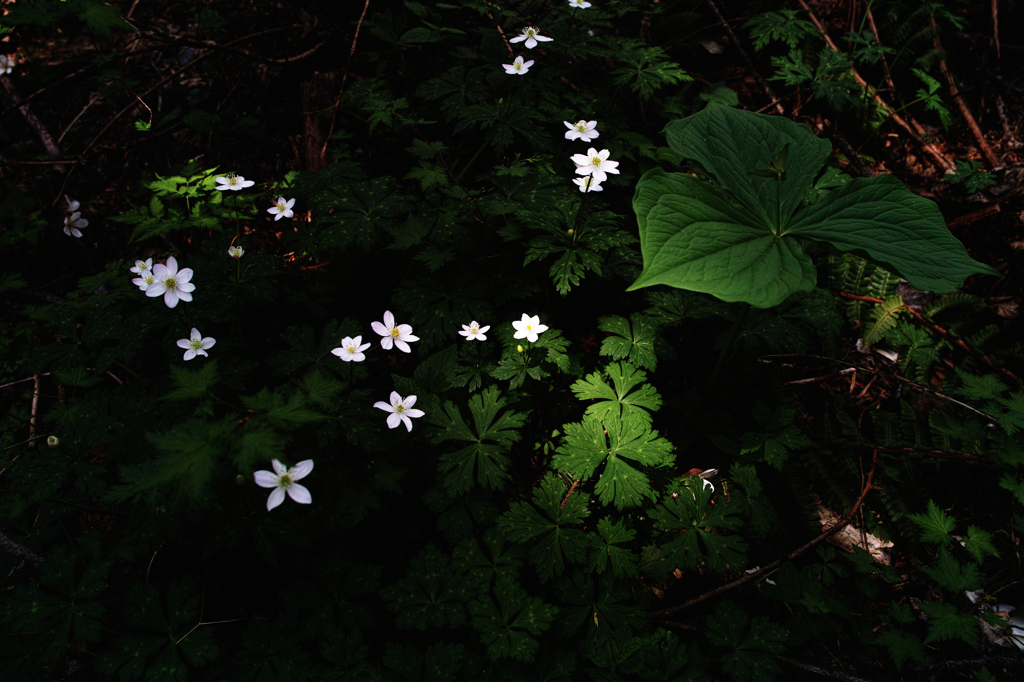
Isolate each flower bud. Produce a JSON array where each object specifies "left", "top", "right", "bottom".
[
  {"left": 228, "top": 245, "right": 245, "bottom": 259},
  {"left": 517, "top": 345, "right": 524, "bottom": 353},
  {"left": 236, "top": 474, "right": 246, "bottom": 485}
]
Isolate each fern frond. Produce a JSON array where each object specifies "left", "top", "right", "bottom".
[
  {"left": 863, "top": 296, "right": 907, "bottom": 346},
  {"left": 923, "top": 293, "right": 985, "bottom": 323}
]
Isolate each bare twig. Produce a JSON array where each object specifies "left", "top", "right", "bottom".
[
  {"left": 28, "top": 375, "right": 40, "bottom": 449},
  {"left": 0, "top": 530, "right": 44, "bottom": 567},
  {"left": 931, "top": 17, "right": 1002, "bottom": 170},
  {"left": 321, "top": 0, "right": 372, "bottom": 167},
  {"left": 649, "top": 451, "right": 879, "bottom": 619},
  {"left": 0, "top": 75, "right": 63, "bottom": 158}
]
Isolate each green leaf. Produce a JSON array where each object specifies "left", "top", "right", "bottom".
[
  {"left": 738, "top": 401, "right": 811, "bottom": 469},
  {"left": 597, "top": 314, "right": 658, "bottom": 370},
  {"left": 922, "top": 546, "right": 981, "bottom": 593},
  {"left": 164, "top": 360, "right": 219, "bottom": 401},
  {"left": 231, "top": 616, "right": 319, "bottom": 681},
  {"left": 382, "top": 641, "right": 464, "bottom": 682},
  {"left": 650, "top": 483, "right": 748, "bottom": 573},
  {"left": 908, "top": 499, "right": 956, "bottom": 545},
  {"left": 706, "top": 600, "right": 788, "bottom": 682},
  {"left": 919, "top": 601, "right": 978, "bottom": 648},
  {"left": 497, "top": 473, "right": 592, "bottom": 582},
  {"left": 80, "top": 2, "right": 136, "bottom": 36},
  {"left": 3, "top": 546, "right": 109, "bottom": 664},
  {"left": 744, "top": 10, "right": 817, "bottom": 50},
  {"left": 587, "top": 518, "right": 638, "bottom": 578},
  {"left": 618, "top": 629, "right": 710, "bottom": 681},
  {"left": 569, "top": 361, "right": 662, "bottom": 424},
  {"left": 381, "top": 544, "right": 471, "bottom": 630},
  {"left": 429, "top": 386, "right": 527, "bottom": 494},
  {"left": 414, "top": 345, "right": 460, "bottom": 393},
  {"left": 285, "top": 555, "right": 381, "bottom": 636},
  {"left": 556, "top": 571, "right": 647, "bottom": 645},
  {"left": 552, "top": 414, "right": 674, "bottom": 510},
  {"left": 963, "top": 525, "right": 1000, "bottom": 563},
  {"left": 468, "top": 576, "right": 558, "bottom": 662},
  {"left": 452, "top": 527, "right": 523, "bottom": 594},
  {"left": 875, "top": 627, "right": 926, "bottom": 671}
]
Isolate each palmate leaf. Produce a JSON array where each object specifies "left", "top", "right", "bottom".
[
  {"left": 232, "top": 616, "right": 320, "bottom": 682},
  {"left": 875, "top": 627, "right": 926, "bottom": 671},
  {"left": 556, "top": 572, "right": 647, "bottom": 645},
  {"left": 570, "top": 361, "right": 662, "bottom": 424},
  {"left": 468, "top": 575, "right": 558, "bottom": 663},
  {"left": 96, "top": 578, "right": 218, "bottom": 682},
  {"left": 922, "top": 546, "right": 981, "bottom": 593},
  {"left": 618, "top": 629, "right": 710, "bottom": 681},
  {"left": 3, "top": 546, "right": 110, "bottom": 664},
  {"left": 453, "top": 527, "right": 524, "bottom": 595},
  {"left": 429, "top": 386, "right": 527, "bottom": 494},
  {"left": 630, "top": 103, "right": 998, "bottom": 308},
  {"left": 497, "top": 473, "right": 591, "bottom": 582},
  {"left": 706, "top": 600, "right": 788, "bottom": 682},
  {"left": 552, "top": 414, "right": 674, "bottom": 510},
  {"left": 597, "top": 314, "right": 658, "bottom": 371},
  {"left": 587, "top": 518, "right": 638, "bottom": 578},
  {"left": 285, "top": 554, "right": 381, "bottom": 637},
  {"left": 381, "top": 544, "right": 472, "bottom": 630},
  {"left": 919, "top": 601, "right": 978, "bottom": 648},
  {"left": 382, "top": 641, "right": 464, "bottom": 682},
  {"left": 908, "top": 499, "right": 956, "bottom": 545},
  {"left": 650, "top": 483, "right": 747, "bottom": 573},
  {"left": 738, "top": 401, "right": 811, "bottom": 469}
]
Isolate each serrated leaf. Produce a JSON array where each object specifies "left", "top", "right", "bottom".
[
  {"left": 452, "top": 528, "right": 523, "bottom": 594},
  {"left": 570, "top": 361, "right": 662, "bottom": 425},
  {"left": 381, "top": 544, "right": 471, "bottom": 630},
  {"left": 922, "top": 546, "right": 981, "bottom": 593},
  {"left": 963, "top": 525, "right": 999, "bottom": 563},
  {"left": 919, "top": 601, "right": 978, "bottom": 648},
  {"left": 552, "top": 414, "right": 674, "bottom": 510},
  {"left": 556, "top": 571, "right": 647, "bottom": 645},
  {"left": 382, "top": 641, "right": 464, "bottom": 682},
  {"left": 468, "top": 576, "right": 558, "bottom": 662},
  {"left": 164, "top": 360, "right": 219, "bottom": 401},
  {"left": 706, "top": 600, "right": 788, "bottom": 682},
  {"left": 497, "top": 473, "right": 591, "bottom": 582},
  {"left": 597, "top": 314, "right": 658, "bottom": 370},
  {"left": 908, "top": 499, "right": 956, "bottom": 544},
  {"left": 587, "top": 518, "right": 638, "bottom": 578},
  {"left": 875, "top": 627, "right": 926, "bottom": 671},
  {"left": 285, "top": 555, "right": 381, "bottom": 636},
  {"left": 650, "top": 484, "right": 747, "bottom": 573}
]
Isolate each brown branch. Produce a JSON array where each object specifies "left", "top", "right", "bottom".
[
  {"left": 0, "top": 530, "right": 44, "bottom": 567},
  {"left": 705, "top": 0, "right": 784, "bottom": 115},
  {"left": 0, "top": 75, "right": 63, "bottom": 159},
  {"left": 930, "top": 17, "right": 1002, "bottom": 171},
  {"left": 832, "top": 291, "right": 1019, "bottom": 384},
  {"left": 649, "top": 450, "right": 879, "bottom": 619},
  {"left": 321, "top": 0, "right": 372, "bottom": 168},
  {"left": 796, "top": 0, "right": 955, "bottom": 174},
  {"left": 947, "top": 203, "right": 1002, "bottom": 230}
]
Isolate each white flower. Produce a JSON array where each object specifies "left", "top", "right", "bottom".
[
  {"left": 133, "top": 271, "right": 156, "bottom": 291},
  {"left": 564, "top": 120, "right": 599, "bottom": 142},
  {"left": 371, "top": 310, "right": 419, "bottom": 353},
  {"left": 176, "top": 327, "right": 216, "bottom": 361},
  {"left": 146, "top": 256, "right": 196, "bottom": 308},
  {"left": 65, "top": 195, "right": 80, "bottom": 213},
  {"left": 228, "top": 245, "right": 245, "bottom": 259},
  {"left": 512, "top": 313, "right": 549, "bottom": 343},
  {"left": 509, "top": 26, "right": 553, "bottom": 49},
  {"left": 571, "top": 147, "right": 620, "bottom": 184},
  {"left": 214, "top": 175, "right": 255, "bottom": 191},
  {"left": 63, "top": 212, "right": 88, "bottom": 238},
  {"left": 459, "top": 321, "right": 490, "bottom": 341},
  {"left": 0, "top": 54, "right": 13, "bottom": 75},
  {"left": 568, "top": 0, "right": 592, "bottom": 7},
  {"left": 572, "top": 176, "right": 603, "bottom": 193},
  {"left": 502, "top": 56, "right": 534, "bottom": 75},
  {"left": 130, "top": 258, "right": 153, "bottom": 275},
  {"left": 373, "top": 391, "right": 425, "bottom": 432},
  {"left": 267, "top": 197, "right": 295, "bottom": 221},
  {"left": 253, "top": 459, "right": 314, "bottom": 511},
  {"left": 47, "top": 435, "right": 59, "bottom": 447},
  {"left": 332, "top": 335, "right": 371, "bottom": 362}
]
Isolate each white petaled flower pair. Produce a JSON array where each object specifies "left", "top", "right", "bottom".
[
  {"left": 0, "top": 54, "right": 13, "bottom": 75},
  {"left": 267, "top": 197, "right": 295, "bottom": 221},
  {"left": 372, "top": 311, "right": 419, "bottom": 353},
  {"left": 63, "top": 212, "right": 88, "bottom": 238},
  {"left": 510, "top": 26, "right": 552, "bottom": 49},
  {"left": 512, "top": 314, "right": 548, "bottom": 343},
  {"left": 503, "top": 56, "right": 534, "bottom": 75},
  {"left": 573, "top": 176, "right": 603, "bottom": 193},
  {"left": 176, "top": 328, "right": 216, "bottom": 361},
  {"left": 564, "top": 120, "right": 599, "bottom": 142},
  {"left": 214, "top": 175, "right": 255, "bottom": 191},
  {"left": 254, "top": 459, "right": 314, "bottom": 511},
  {"left": 572, "top": 147, "right": 620, "bottom": 184},
  {"left": 332, "top": 336, "right": 371, "bottom": 362},
  {"left": 374, "top": 392, "right": 425, "bottom": 432},
  {"left": 228, "top": 245, "right": 245, "bottom": 259},
  {"left": 146, "top": 256, "right": 195, "bottom": 308},
  {"left": 459, "top": 321, "right": 489, "bottom": 341},
  {"left": 568, "top": 0, "right": 592, "bottom": 7}
]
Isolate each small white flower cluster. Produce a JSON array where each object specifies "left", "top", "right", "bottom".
[
  {"left": 131, "top": 256, "right": 196, "bottom": 308},
  {"left": 62, "top": 195, "right": 88, "bottom": 238},
  {"left": 0, "top": 54, "right": 13, "bottom": 75},
  {"left": 570, "top": 147, "right": 619, "bottom": 193}
]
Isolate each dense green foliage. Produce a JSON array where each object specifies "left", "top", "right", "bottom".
[{"left": 2, "top": 0, "right": 1023, "bottom": 680}]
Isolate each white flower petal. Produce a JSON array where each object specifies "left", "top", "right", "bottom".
[
  {"left": 291, "top": 460, "right": 314, "bottom": 480},
  {"left": 272, "top": 459, "right": 287, "bottom": 476},
  {"left": 254, "top": 471, "right": 279, "bottom": 488},
  {"left": 287, "top": 483, "right": 312, "bottom": 504},
  {"left": 266, "top": 487, "right": 286, "bottom": 511}
]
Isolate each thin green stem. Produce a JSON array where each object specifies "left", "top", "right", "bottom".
[
  {"left": 706, "top": 302, "right": 751, "bottom": 393},
  {"left": 456, "top": 140, "right": 489, "bottom": 183},
  {"left": 775, "top": 173, "right": 782, "bottom": 233}
]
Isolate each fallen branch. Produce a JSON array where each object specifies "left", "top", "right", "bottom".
[{"left": 0, "top": 75, "right": 63, "bottom": 159}]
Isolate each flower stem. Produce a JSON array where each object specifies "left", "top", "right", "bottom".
[
  {"left": 706, "top": 302, "right": 751, "bottom": 392},
  {"left": 571, "top": 183, "right": 592, "bottom": 242}
]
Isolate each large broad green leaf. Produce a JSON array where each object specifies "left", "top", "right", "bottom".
[
  {"left": 663, "top": 101, "right": 831, "bottom": 226},
  {"left": 629, "top": 170, "right": 816, "bottom": 307},
  {"left": 787, "top": 174, "right": 997, "bottom": 293},
  {"left": 630, "top": 103, "right": 999, "bottom": 308}
]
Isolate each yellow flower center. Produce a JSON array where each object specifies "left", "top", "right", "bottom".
[
  {"left": 395, "top": 404, "right": 406, "bottom": 414},
  {"left": 390, "top": 328, "right": 400, "bottom": 338},
  {"left": 277, "top": 202, "right": 286, "bottom": 210},
  {"left": 165, "top": 277, "right": 177, "bottom": 289},
  {"left": 347, "top": 345, "right": 356, "bottom": 353},
  {"left": 189, "top": 338, "right": 202, "bottom": 350},
  {"left": 591, "top": 156, "right": 601, "bottom": 166},
  {"left": 279, "top": 474, "right": 292, "bottom": 487},
  {"left": 526, "top": 28, "right": 536, "bottom": 37},
  {"left": 526, "top": 324, "right": 532, "bottom": 331}
]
